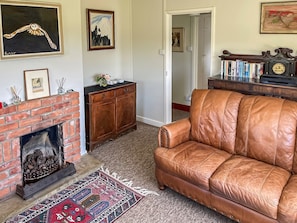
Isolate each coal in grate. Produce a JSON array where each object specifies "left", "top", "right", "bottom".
[{"left": 17, "top": 125, "right": 76, "bottom": 199}]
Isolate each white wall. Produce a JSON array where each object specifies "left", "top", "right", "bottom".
[
  {"left": 0, "top": 0, "right": 86, "bottom": 153},
  {"left": 81, "top": 0, "right": 133, "bottom": 86}
]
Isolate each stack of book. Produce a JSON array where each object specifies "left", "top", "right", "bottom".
[{"left": 221, "top": 60, "right": 264, "bottom": 79}]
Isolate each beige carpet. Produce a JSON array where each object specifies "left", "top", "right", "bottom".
[
  {"left": 89, "top": 122, "right": 235, "bottom": 223},
  {"left": 1, "top": 121, "right": 235, "bottom": 223}
]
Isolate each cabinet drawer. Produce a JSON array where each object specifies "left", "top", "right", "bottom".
[
  {"left": 90, "top": 91, "right": 115, "bottom": 103},
  {"left": 116, "top": 84, "right": 135, "bottom": 97}
]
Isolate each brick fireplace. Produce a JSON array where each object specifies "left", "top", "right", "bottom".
[{"left": 0, "top": 91, "right": 81, "bottom": 200}]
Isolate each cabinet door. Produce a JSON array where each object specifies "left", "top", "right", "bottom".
[
  {"left": 116, "top": 86, "right": 136, "bottom": 133},
  {"left": 91, "top": 100, "right": 116, "bottom": 142}
]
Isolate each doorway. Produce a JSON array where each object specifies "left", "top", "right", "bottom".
[
  {"left": 171, "top": 13, "right": 211, "bottom": 122},
  {"left": 164, "top": 8, "right": 215, "bottom": 124}
]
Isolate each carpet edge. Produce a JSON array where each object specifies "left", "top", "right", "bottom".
[{"left": 99, "top": 165, "right": 159, "bottom": 196}]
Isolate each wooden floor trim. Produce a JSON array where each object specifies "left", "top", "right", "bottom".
[{"left": 172, "top": 103, "right": 190, "bottom": 112}]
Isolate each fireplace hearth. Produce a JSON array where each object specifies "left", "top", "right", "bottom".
[{"left": 16, "top": 162, "right": 76, "bottom": 200}]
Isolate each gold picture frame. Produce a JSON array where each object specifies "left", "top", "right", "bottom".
[
  {"left": 87, "top": 9, "right": 115, "bottom": 50},
  {"left": 260, "top": 1, "right": 297, "bottom": 34},
  {"left": 172, "top": 27, "right": 184, "bottom": 52},
  {"left": 24, "top": 68, "right": 50, "bottom": 100}
]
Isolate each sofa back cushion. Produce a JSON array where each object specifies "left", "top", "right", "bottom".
[
  {"left": 235, "top": 95, "right": 297, "bottom": 172},
  {"left": 190, "top": 89, "right": 243, "bottom": 154}
]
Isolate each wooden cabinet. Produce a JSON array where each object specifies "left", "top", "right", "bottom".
[
  {"left": 115, "top": 84, "right": 136, "bottom": 133},
  {"left": 84, "top": 82, "right": 136, "bottom": 151}
]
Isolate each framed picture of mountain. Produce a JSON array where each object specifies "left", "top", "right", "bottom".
[
  {"left": 87, "top": 9, "right": 115, "bottom": 50},
  {"left": 260, "top": 1, "right": 297, "bottom": 34},
  {"left": 0, "top": 1, "right": 63, "bottom": 59}
]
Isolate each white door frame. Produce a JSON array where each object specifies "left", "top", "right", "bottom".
[{"left": 163, "top": 7, "right": 216, "bottom": 124}]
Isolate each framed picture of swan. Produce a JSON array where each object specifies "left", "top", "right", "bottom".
[
  {"left": 87, "top": 9, "right": 115, "bottom": 50},
  {"left": 0, "top": 1, "right": 63, "bottom": 59}
]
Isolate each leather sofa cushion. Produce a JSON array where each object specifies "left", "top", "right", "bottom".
[
  {"left": 190, "top": 89, "right": 243, "bottom": 154},
  {"left": 278, "top": 175, "right": 297, "bottom": 223},
  {"left": 154, "top": 141, "right": 231, "bottom": 190},
  {"left": 210, "top": 155, "right": 290, "bottom": 219},
  {"left": 235, "top": 95, "right": 297, "bottom": 172}
]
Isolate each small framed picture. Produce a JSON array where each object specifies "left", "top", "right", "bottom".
[
  {"left": 260, "top": 1, "right": 297, "bottom": 34},
  {"left": 24, "top": 68, "right": 50, "bottom": 100},
  {"left": 87, "top": 9, "right": 115, "bottom": 50},
  {"left": 172, "top": 27, "right": 184, "bottom": 52}
]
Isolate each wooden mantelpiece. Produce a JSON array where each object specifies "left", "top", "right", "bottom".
[{"left": 208, "top": 75, "right": 297, "bottom": 102}]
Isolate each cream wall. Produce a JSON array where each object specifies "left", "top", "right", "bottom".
[
  {"left": 131, "top": 0, "right": 165, "bottom": 126},
  {"left": 82, "top": 0, "right": 166, "bottom": 127},
  {"left": 81, "top": 0, "right": 133, "bottom": 86},
  {"left": 166, "top": 0, "right": 297, "bottom": 74},
  {"left": 0, "top": 0, "right": 86, "bottom": 153},
  {"left": 0, "top": 0, "right": 83, "bottom": 105},
  {"left": 0, "top": 0, "right": 133, "bottom": 156},
  {"left": 1, "top": 0, "right": 297, "bottom": 155}
]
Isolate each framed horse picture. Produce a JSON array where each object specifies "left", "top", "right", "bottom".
[{"left": 260, "top": 1, "right": 297, "bottom": 34}]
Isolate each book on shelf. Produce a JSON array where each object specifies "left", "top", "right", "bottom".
[{"left": 221, "top": 59, "right": 264, "bottom": 80}]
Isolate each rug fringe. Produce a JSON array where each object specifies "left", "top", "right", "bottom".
[{"left": 99, "top": 165, "right": 159, "bottom": 196}]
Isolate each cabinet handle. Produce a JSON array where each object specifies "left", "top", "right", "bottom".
[
  {"left": 102, "top": 93, "right": 105, "bottom": 99},
  {"left": 124, "top": 88, "right": 129, "bottom": 93}
]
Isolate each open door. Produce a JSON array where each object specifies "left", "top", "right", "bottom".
[{"left": 165, "top": 9, "right": 213, "bottom": 123}]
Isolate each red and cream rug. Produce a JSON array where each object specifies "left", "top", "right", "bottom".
[{"left": 6, "top": 167, "right": 157, "bottom": 223}]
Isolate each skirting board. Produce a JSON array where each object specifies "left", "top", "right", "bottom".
[{"left": 137, "top": 116, "right": 164, "bottom": 127}]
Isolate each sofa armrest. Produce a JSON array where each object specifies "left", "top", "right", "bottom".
[{"left": 158, "top": 118, "right": 191, "bottom": 149}]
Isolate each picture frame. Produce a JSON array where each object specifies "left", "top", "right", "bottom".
[
  {"left": 260, "top": 1, "right": 297, "bottom": 34},
  {"left": 24, "top": 68, "right": 50, "bottom": 100},
  {"left": 172, "top": 27, "right": 184, "bottom": 52},
  {"left": 87, "top": 9, "right": 115, "bottom": 50},
  {"left": 0, "top": 1, "right": 63, "bottom": 59}
]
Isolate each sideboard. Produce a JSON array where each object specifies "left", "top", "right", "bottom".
[
  {"left": 84, "top": 81, "right": 137, "bottom": 151},
  {"left": 209, "top": 48, "right": 297, "bottom": 101},
  {"left": 208, "top": 75, "right": 297, "bottom": 102}
]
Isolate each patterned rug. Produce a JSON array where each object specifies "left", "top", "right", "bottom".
[{"left": 5, "top": 167, "right": 158, "bottom": 223}]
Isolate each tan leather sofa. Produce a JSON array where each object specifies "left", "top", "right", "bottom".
[{"left": 154, "top": 89, "right": 297, "bottom": 223}]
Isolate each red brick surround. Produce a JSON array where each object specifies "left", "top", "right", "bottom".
[{"left": 0, "top": 92, "right": 81, "bottom": 200}]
